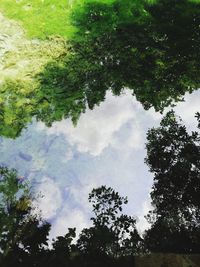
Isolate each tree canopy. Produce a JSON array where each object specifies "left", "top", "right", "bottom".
[
  {"left": 0, "top": 166, "right": 50, "bottom": 267},
  {"left": 1, "top": 0, "right": 200, "bottom": 138},
  {"left": 144, "top": 111, "right": 200, "bottom": 253},
  {"left": 77, "top": 186, "right": 142, "bottom": 260},
  {"left": 1, "top": 130, "right": 200, "bottom": 266},
  {"left": 38, "top": 0, "right": 200, "bottom": 119},
  {"left": 0, "top": 169, "right": 142, "bottom": 266}
]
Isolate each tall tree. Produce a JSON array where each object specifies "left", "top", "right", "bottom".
[
  {"left": 0, "top": 166, "right": 50, "bottom": 267},
  {"left": 144, "top": 111, "right": 200, "bottom": 253},
  {"left": 48, "top": 228, "right": 76, "bottom": 267},
  {"left": 77, "top": 186, "right": 142, "bottom": 263}
]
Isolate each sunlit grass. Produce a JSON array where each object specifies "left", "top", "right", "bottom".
[
  {"left": 0, "top": 0, "right": 77, "bottom": 39},
  {"left": 0, "top": 0, "right": 151, "bottom": 39}
]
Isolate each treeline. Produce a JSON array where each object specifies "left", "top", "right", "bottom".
[
  {"left": 0, "top": 111, "right": 200, "bottom": 267},
  {"left": 1, "top": 0, "right": 200, "bottom": 138}
]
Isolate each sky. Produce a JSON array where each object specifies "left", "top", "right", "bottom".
[{"left": 0, "top": 89, "right": 199, "bottom": 240}]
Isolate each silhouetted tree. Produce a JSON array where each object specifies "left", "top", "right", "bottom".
[
  {"left": 144, "top": 111, "right": 200, "bottom": 253},
  {"left": 0, "top": 166, "right": 50, "bottom": 267},
  {"left": 77, "top": 186, "right": 142, "bottom": 266},
  {"left": 48, "top": 228, "right": 76, "bottom": 267}
]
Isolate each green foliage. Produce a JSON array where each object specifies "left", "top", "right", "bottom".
[
  {"left": 0, "top": 166, "right": 51, "bottom": 266},
  {"left": 33, "top": 0, "right": 200, "bottom": 134},
  {"left": 36, "top": 55, "right": 88, "bottom": 126},
  {"left": 1, "top": 0, "right": 200, "bottom": 138},
  {"left": 0, "top": 79, "right": 36, "bottom": 138},
  {"left": 89, "top": 185, "right": 128, "bottom": 227},
  {"left": 77, "top": 186, "right": 142, "bottom": 259},
  {"left": 64, "top": 0, "right": 200, "bottom": 110},
  {"left": 144, "top": 111, "right": 200, "bottom": 253},
  {"left": 0, "top": 34, "right": 68, "bottom": 138},
  {"left": 48, "top": 228, "right": 77, "bottom": 267},
  {"left": 1, "top": 166, "right": 200, "bottom": 265}
]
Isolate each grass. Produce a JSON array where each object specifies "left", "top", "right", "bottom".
[
  {"left": 0, "top": 0, "right": 77, "bottom": 39},
  {"left": 0, "top": 0, "right": 119, "bottom": 39}
]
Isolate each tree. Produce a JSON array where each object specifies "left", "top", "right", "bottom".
[
  {"left": 48, "top": 228, "right": 76, "bottom": 267},
  {"left": 0, "top": 80, "right": 36, "bottom": 138},
  {"left": 2, "top": 0, "right": 200, "bottom": 138},
  {"left": 77, "top": 186, "right": 142, "bottom": 263},
  {"left": 0, "top": 166, "right": 50, "bottom": 267},
  {"left": 41, "top": 0, "right": 200, "bottom": 113},
  {"left": 144, "top": 111, "right": 200, "bottom": 253}
]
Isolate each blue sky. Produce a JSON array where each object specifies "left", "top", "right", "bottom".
[{"left": 0, "top": 89, "right": 199, "bottom": 240}]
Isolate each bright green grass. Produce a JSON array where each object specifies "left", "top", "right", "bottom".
[
  {"left": 0, "top": 0, "right": 147, "bottom": 39},
  {"left": 0, "top": 0, "right": 78, "bottom": 39}
]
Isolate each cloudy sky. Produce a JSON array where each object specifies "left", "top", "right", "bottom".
[{"left": 0, "top": 89, "right": 199, "bottom": 240}]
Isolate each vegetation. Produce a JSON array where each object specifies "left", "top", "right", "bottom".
[
  {"left": 1, "top": 1, "right": 199, "bottom": 135},
  {"left": 144, "top": 111, "right": 200, "bottom": 253},
  {"left": 0, "top": 112, "right": 200, "bottom": 266},
  {"left": 0, "top": 0, "right": 75, "bottom": 39},
  {"left": 1, "top": 0, "right": 200, "bottom": 138},
  {"left": 77, "top": 186, "right": 142, "bottom": 260},
  {"left": 0, "top": 47, "right": 67, "bottom": 139},
  {"left": 34, "top": 0, "right": 200, "bottom": 124},
  {"left": 0, "top": 166, "right": 50, "bottom": 266},
  {"left": 65, "top": 0, "right": 200, "bottom": 111},
  {"left": 0, "top": 166, "right": 141, "bottom": 267},
  {"left": 0, "top": 0, "right": 200, "bottom": 265},
  {"left": 0, "top": 20, "right": 67, "bottom": 138}
]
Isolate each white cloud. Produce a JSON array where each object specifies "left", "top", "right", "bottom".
[
  {"left": 136, "top": 198, "right": 152, "bottom": 234},
  {"left": 50, "top": 207, "right": 90, "bottom": 241},
  {"left": 33, "top": 91, "right": 199, "bottom": 238},
  {"left": 68, "top": 183, "right": 95, "bottom": 211},
  {"left": 34, "top": 176, "right": 62, "bottom": 220},
  {"left": 111, "top": 120, "right": 144, "bottom": 151},
  {"left": 37, "top": 90, "right": 144, "bottom": 156},
  {"left": 172, "top": 91, "right": 200, "bottom": 130},
  {"left": 2, "top": 88, "right": 199, "bottom": 241},
  {"left": 62, "top": 149, "right": 74, "bottom": 162}
]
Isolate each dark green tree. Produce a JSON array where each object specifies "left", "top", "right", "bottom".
[
  {"left": 0, "top": 166, "right": 50, "bottom": 267},
  {"left": 69, "top": 0, "right": 200, "bottom": 111},
  {"left": 77, "top": 186, "right": 142, "bottom": 264},
  {"left": 37, "top": 0, "right": 200, "bottom": 125},
  {"left": 144, "top": 111, "right": 200, "bottom": 253},
  {"left": 48, "top": 228, "right": 76, "bottom": 267},
  {"left": 2, "top": 0, "right": 200, "bottom": 138}
]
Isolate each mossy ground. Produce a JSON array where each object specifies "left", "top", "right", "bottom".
[
  {"left": 0, "top": 11, "right": 68, "bottom": 137},
  {"left": 0, "top": 0, "right": 76, "bottom": 39},
  {"left": 0, "top": 12, "right": 67, "bottom": 84},
  {"left": 135, "top": 253, "right": 200, "bottom": 267}
]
